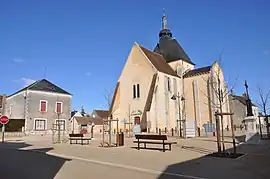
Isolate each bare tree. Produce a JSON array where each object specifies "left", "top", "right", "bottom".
[
  {"left": 103, "top": 88, "right": 113, "bottom": 110},
  {"left": 200, "top": 62, "right": 236, "bottom": 153},
  {"left": 103, "top": 87, "right": 120, "bottom": 117},
  {"left": 257, "top": 86, "right": 270, "bottom": 137}
]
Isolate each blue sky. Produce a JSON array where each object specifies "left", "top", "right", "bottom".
[{"left": 1, "top": 0, "right": 269, "bottom": 112}]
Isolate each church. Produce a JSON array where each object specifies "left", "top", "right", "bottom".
[{"left": 109, "top": 14, "right": 230, "bottom": 136}]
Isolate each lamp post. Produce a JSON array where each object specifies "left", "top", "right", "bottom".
[{"left": 171, "top": 92, "right": 185, "bottom": 138}]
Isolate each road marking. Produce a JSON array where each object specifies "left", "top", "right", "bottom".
[{"left": 47, "top": 151, "right": 210, "bottom": 179}]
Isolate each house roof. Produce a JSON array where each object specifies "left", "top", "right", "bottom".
[
  {"left": 74, "top": 116, "right": 103, "bottom": 125},
  {"left": 183, "top": 66, "right": 212, "bottom": 78},
  {"left": 9, "top": 79, "right": 71, "bottom": 97},
  {"left": 139, "top": 45, "right": 179, "bottom": 77},
  {"left": 154, "top": 35, "right": 195, "bottom": 65},
  {"left": 93, "top": 110, "right": 109, "bottom": 119},
  {"left": 231, "top": 95, "right": 257, "bottom": 107}
]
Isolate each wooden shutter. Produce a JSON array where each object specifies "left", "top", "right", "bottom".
[
  {"left": 40, "top": 101, "right": 47, "bottom": 112},
  {"left": 56, "top": 102, "right": 62, "bottom": 113}
]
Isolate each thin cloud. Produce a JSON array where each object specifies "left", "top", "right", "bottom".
[
  {"left": 13, "top": 58, "right": 25, "bottom": 63},
  {"left": 13, "top": 78, "right": 36, "bottom": 87},
  {"left": 85, "top": 72, "right": 92, "bottom": 76}
]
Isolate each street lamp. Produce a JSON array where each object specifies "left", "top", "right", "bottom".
[{"left": 171, "top": 92, "right": 185, "bottom": 137}]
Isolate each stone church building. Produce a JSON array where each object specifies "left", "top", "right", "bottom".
[{"left": 109, "top": 14, "right": 230, "bottom": 135}]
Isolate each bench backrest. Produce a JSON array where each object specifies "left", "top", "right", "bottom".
[
  {"left": 69, "top": 134, "right": 84, "bottom": 137},
  {"left": 135, "top": 134, "right": 167, "bottom": 140}
]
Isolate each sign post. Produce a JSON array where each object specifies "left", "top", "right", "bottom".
[{"left": 0, "top": 116, "right": 9, "bottom": 143}]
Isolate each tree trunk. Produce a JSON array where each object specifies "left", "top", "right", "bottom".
[{"left": 215, "top": 112, "right": 221, "bottom": 154}]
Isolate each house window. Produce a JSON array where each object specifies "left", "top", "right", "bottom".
[
  {"left": 35, "top": 119, "right": 46, "bottom": 131},
  {"left": 55, "top": 119, "right": 66, "bottom": 131},
  {"left": 133, "top": 84, "right": 140, "bottom": 99},
  {"left": 56, "top": 102, "right": 63, "bottom": 113},
  {"left": 40, "top": 100, "right": 47, "bottom": 112}
]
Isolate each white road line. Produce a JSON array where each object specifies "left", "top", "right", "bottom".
[{"left": 47, "top": 151, "right": 210, "bottom": 179}]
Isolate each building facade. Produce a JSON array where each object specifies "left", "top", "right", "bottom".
[
  {"left": 109, "top": 14, "right": 230, "bottom": 135},
  {"left": 229, "top": 93, "right": 259, "bottom": 127},
  {"left": 4, "top": 79, "right": 72, "bottom": 134}
]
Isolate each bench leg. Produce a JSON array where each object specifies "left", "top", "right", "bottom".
[
  {"left": 163, "top": 140, "right": 165, "bottom": 152},
  {"left": 169, "top": 144, "right": 171, "bottom": 151},
  {"left": 144, "top": 143, "right": 146, "bottom": 149},
  {"left": 138, "top": 139, "right": 140, "bottom": 150}
]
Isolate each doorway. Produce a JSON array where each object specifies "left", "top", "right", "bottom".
[{"left": 134, "top": 116, "right": 140, "bottom": 125}]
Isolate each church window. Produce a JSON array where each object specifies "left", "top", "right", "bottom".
[
  {"left": 133, "top": 84, "right": 140, "bottom": 99},
  {"left": 137, "top": 84, "right": 140, "bottom": 98},
  {"left": 133, "top": 85, "right": 136, "bottom": 99},
  {"left": 167, "top": 77, "right": 171, "bottom": 92}
]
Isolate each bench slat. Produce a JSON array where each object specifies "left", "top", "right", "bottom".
[
  {"left": 133, "top": 141, "right": 175, "bottom": 145},
  {"left": 135, "top": 134, "right": 167, "bottom": 140}
]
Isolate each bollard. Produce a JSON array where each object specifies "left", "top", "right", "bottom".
[
  {"left": 213, "top": 132, "right": 215, "bottom": 136},
  {"left": 156, "top": 127, "right": 158, "bottom": 134},
  {"left": 159, "top": 128, "right": 161, "bottom": 135},
  {"left": 197, "top": 127, "right": 201, "bottom": 137},
  {"left": 165, "top": 127, "right": 167, "bottom": 133},
  {"left": 171, "top": 128, "right": 174, "bottom": 136}
]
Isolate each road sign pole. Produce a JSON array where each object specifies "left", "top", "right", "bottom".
[{"left": 2, "top": 124, "right": 5, "bottom": 143}]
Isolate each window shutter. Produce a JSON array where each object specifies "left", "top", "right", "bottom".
[
  {"left": 56, "top": 102, "right": 62, "bottom": 113},
  {"left": 40, "top": 101, "right": 46, "bottom": 112}
]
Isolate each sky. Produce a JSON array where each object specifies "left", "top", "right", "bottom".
[{"left": 1, "top": 0, "right": 270, "bottom": 113}]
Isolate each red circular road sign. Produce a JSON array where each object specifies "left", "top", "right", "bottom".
[{"left": 0, "top": 116, "right": 9, "bottom": 125}]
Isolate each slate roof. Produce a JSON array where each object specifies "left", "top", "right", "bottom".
[
  {"left": 93, "top": 110, "right": 109, "bottom": 119},
  {"left": 154, "top": 36, "right": 195, "bottom": 65},
  {"left": 9, "top": 79, "right": 71, "bottom": 97},
  {"left": 139, "top": 45, "right": 179, "bottom": 77},
  {"left": 231, "top": 95, "right": 257, "bottom": 107},
  {"left": 183, "top": 66, "right": 212, "bottom": 78},
  {"left": 74, "top": 117, "right": 103, "bottom": 125},
  {"left": 141, "top": 73, "right": 158, "bottom": 132}
]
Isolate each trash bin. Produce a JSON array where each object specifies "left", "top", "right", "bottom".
[{"left": 117, "top": 132, "right": 124, "bottom": 146}]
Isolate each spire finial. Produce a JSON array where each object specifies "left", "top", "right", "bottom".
[{"left": 162, "top": 8, "right": 168, "bottom": 29}]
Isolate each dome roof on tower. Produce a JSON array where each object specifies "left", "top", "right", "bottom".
[{"left": 153, "top": 14, "right": 195, "bottom": 65}]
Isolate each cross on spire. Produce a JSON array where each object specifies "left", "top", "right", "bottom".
[{"left": 162, "top": 8, "right": 168, "bottom": 30}]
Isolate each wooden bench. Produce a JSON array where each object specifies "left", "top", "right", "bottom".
[
  {"left": 133, "top": 134, "right": 176, "bottom": 152},
  {"left": 69, "top": 134, "right": 91, "bottom": 145}
]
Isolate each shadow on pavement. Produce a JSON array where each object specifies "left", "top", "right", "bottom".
[
  {"left": 0, "top": 141, "right": 71, "bottom": 179},
  {"left": 158, "top": 133, "right": 270, "bottom": 179}
]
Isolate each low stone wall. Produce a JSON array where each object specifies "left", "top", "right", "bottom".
[{"left": 4, "top": 132, "right": 26, "bottom": 137}]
